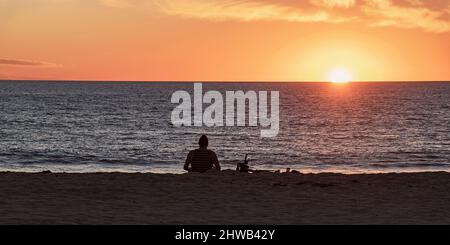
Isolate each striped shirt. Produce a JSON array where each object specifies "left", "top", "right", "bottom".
[{"left": 184, "top": 148, "right": 220, "bottom": 173}]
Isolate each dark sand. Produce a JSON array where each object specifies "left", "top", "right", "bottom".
[{"left": 0, "top": 171, "right": 449, "bottom": 224}]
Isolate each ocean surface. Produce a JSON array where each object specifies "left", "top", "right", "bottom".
[{"left": 0, "top": 81, "right": 449, "bottom": 174}]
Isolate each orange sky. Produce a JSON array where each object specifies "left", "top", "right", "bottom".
[{"left": 0, "top": 0, "right": 449, "bottom": 81}]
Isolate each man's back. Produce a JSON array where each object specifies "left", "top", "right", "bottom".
[{"left": 185, "top": 148, "right": 219, "bottom": 173}]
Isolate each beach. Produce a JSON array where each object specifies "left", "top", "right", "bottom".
[{"left": 0, "top": 171, "right": 449, "bottom": 224}]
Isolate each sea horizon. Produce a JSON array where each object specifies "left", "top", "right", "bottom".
[{"left": 1, "top": 80, "right": 450, "bottom": 83}]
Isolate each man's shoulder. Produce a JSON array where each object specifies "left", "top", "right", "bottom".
[
  {"left": 188, "top": 149, "right": 197, "bottom": 155},
  {"left": 206, "top": 149, "right": 217, "bottom": 156}
]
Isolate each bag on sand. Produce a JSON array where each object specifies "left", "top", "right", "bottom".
[{"left": 236, "top": 154, "right": 250, "bottom": 172}]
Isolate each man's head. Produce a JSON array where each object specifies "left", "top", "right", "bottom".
[{"left": 198, "top": 135, "right": 208, "bottom": 148}]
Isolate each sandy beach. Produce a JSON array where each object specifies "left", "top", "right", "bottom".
[{"left": 0, "top": 171, "right": 449, "bottom": 224}]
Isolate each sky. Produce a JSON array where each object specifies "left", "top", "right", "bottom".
[{"left": 0, "top": 0, "right": 449, "bottom": 81}]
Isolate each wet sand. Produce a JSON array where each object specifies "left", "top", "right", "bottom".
[{"left": 0, "top": 171, "right": 449, "bottom": 224}]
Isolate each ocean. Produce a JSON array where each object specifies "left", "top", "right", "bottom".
[{"left": 0, "top": 81, "right": 449, "bottom": 174}]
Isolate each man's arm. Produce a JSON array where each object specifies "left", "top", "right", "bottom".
[
  {"left": 184, "top": 151, "right": 193, "bottom": 171},
  {"left": 212, "top": 152, "right": 221, "bottom": 171}
]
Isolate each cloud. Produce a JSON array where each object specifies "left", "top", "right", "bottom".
[
  {"left": 97, "top": 0, "right": 450, "bottom": 33},
  {"left": 404, "top": 0, "right": 423, "bottom": 7},
  {"left": 310, "top": 0, "right": 356, "bottom": 8},
  {"left": 155, "top": 0, "right": 355, "bottom": 23},
  {"left": 363, "top": 0, "right": 450, "bottom": 33},
  {"left": 0, "top": 58, "right": 61, "bottom": 67}
]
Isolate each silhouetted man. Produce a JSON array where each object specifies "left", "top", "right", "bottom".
[{"left": 184, "top": 135, "right": 221, "bottom": 173}]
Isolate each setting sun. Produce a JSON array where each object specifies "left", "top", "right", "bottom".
[{"left": 328, "top": 68, "right": 353, "bottom": 83}]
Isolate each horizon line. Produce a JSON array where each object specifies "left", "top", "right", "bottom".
[{"left": 1, "top": 79, "right": 450, "bottom": 83}]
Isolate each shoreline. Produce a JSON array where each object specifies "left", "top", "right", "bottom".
[
  {"left": 1, "top": 166, "right": 449, "bottom": 175},
  {"left": 1, "top": 170, "right": 449, "bottom": 224}
]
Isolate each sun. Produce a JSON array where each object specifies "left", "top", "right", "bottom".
[{"left": 327, "top": 68, "right": 353, "bottom": 83}]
